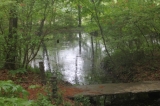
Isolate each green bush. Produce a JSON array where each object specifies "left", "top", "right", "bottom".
[
  {"left": 75, "top": 95, "right": 91, "bottom": 106},
  {"left": 0, "top": 81, "right": 55, "bottom": 106},
  {"left": 0, "top": 80, "right": 28, "bottom": 98},
  {"left": 0, "top": 80, "right": 34, "bottom": 106},
  {"left": 9, "top": 68, "right": 27, "bottom": 76},
  {"left": 0, "top": 97, "right": 33, "bottom": 106},
  {"left": 34, "top": 94, "right": 55, "bottom": 106}
]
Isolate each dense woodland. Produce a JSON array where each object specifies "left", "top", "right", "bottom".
[{"left": 0, "top": 0, "right": 160, "bottom": 105}]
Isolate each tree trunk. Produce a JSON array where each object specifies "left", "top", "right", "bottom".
[
  {"left": 5, "top": 9, "right": 18, "bottom": 70},
  {"left": 78, "top": 4, "right": 81, "bottom": 27},
  {"left": 91, "top": 0, "right": 115, "bottom": 66},
  {"left": 78, "top": 4, "right": 82, "bottom": 54}
]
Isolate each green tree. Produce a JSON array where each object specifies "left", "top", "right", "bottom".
[
  {"left": 0, "top": 1, "right": 18, "bottom": 69},
  {"left": 77, "top": 0, "right": 160, "bottom": 72}
]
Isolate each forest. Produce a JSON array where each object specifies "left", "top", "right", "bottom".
[{"left": 0, "top": 0, "right": 160, "bottom": 105}]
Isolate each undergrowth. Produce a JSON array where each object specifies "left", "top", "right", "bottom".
[
  {"left": 102, "top": 50, "right": 160, "bottom": 82},
  {"left": 0, "top": 80, "right": 55, "bottom": 106}
]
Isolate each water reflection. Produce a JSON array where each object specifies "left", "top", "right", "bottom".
[
  {"left": 58, "top": 47, "right": 84, "bottom": 84},
  {"left": 31, "top": 33, "right": 105, "bottom": 85}
]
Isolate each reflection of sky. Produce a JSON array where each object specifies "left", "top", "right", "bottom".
[
  {"left": 31, "top": 33, "right": 105, "bottom": 85},
  {"left": 58, "top": 46, "right": 84, "bottom": 84}
]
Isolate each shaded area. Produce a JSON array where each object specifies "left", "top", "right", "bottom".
[{"left": 61, "top": 81, "right": 160, "bottom": 105}]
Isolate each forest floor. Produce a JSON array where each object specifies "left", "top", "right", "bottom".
[
  {"left": 0, "top": 69, "right": 86, "bottom": 105},
  {"left": 0, "top": 56, "right": 160, "bottom": 105},
  {"left": 0, "top": 70, "right": 46, "bottom": 100}
]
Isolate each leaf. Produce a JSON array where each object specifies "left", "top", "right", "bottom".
[
  {"left": 28, "top": 85, "right": 41, "bottom": 89},
  {"left": 0, "top": 97, "right": 34, "bottom": 106},
  {"left": 0, "top": 80, "right": 28, "bottom": 98}
]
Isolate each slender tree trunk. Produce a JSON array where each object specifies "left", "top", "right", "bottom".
[
  {"left": 78, "top": 3, "right": 82, "bottom": 54},
  {"left": 42, "top": 42, "right": 51, "bottom": 72},
  {"left": 24, "top": 0, "right": 49, "bottom": 69},
  {"left": 134, "top": 22, "right": 153, "bottom": 58},
  {"left": 91, "top": 0, "right": 115, "bottom": 66},
  {"left": 79, "top": 32, "right": 82, "bottom": 54},
  {"left": 5, "top": 8, "right": 18, "bottom": 69},
  {"left": 78, "top": 4, "right": 81, "bottom": 27},
  {"left": 91, "top": 34, "right": 95, "bottom": 71}
]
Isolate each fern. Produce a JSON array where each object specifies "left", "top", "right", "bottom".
[
  {"left": 0, "top": 80, "right": 35, "bottom": 106},
  {"left": 0, "top": 80, "right": 28, "bottom": 98},
  {"left": 0, "top": 80, "right": 56, "bottom": 106},
  {"left": 9, "top": 68, "right": 27, "bottom": 76},
  {"left": 0, "top": 97, "right": 33, "bottom": 106}
]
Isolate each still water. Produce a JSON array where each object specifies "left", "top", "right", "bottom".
[{"left": 31, "top": 32, "right": 106, "bottom": 85}]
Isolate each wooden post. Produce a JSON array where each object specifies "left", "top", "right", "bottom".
[
  {"left": 51, "top": 76, "right": 57, "bottom": 98},
  {"left": 39, "top": 62, "right": 46, "bottom": 85}
]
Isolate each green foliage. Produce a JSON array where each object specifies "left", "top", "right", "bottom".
[
  {"left": 0, "top": 80, "right": 56, "bottom": 106},
  {"left": 0, "top": 80, "right": 34, "bottom": 106},
  {"left": 0, "top": 0, "right": 79, "bottom": 69},
  {"left": 56, "top": 71, "right": 63, "bottom": 80},
  {"left": 54, "top": 92, "right": 63, "bottom": 105},
  {"left": 9, "top": 68, "right": 27, "bottom": 76},
  {"left": 102, "top": 50, "right": 139, "bottom": 71},
  {"left": 1, "top": 0, "right": 159, "bottom": 70},
  {"left": 46, "top": 71, "right": 53, "bottom": 78},
  {"left": 34, "top": 94, "right": 55, "bottom": 106},
  {"left": 28, "top": 66, "right": 40, "bottom": 74},
  {"left": 0, "top": 97, "right": 33, "bottom": 106},
  {"left": 79, "top": 0, "right": 160, "bottom": 75},
  {"left": 0, "top": 0, "right": 16, "bottom": 7},
  {"left": 75, "top": 95, "right": 91, "bottom": 106},
  {"left": 28, "top": 84, "right": 41, "bottom": 89},
  {"left": 0, "top": 80, "right": 28, "bottom": 98},
  {"left": 105, "top": 0, "right": 160, "bottom": 53}
]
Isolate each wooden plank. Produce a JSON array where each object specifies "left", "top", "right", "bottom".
[{"left": 67, "top": 81, "right": 160, "bottom": 98}]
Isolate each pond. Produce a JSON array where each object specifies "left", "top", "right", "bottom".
[
  {"left": 30, "top": 32, "right": 160, "bottom": 106},
  {"left": 31, "top": 32, "right": 109, "bottom": 85}
]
